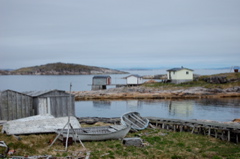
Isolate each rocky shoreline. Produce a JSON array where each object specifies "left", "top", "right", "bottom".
[{"left": 72, "top": 86, "right": 240, "bottom": 100}]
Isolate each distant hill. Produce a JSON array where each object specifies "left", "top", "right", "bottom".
[{"left": 0, "top": 63, "right": 128, "bottom": 75}]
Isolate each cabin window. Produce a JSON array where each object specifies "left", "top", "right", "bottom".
[{"left": 186, "top": 71, "right": 189, "bottom": 75}]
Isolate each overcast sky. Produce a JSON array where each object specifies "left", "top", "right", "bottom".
[{"left": 0, "top": 0, "right": 240, "bottom": 69}]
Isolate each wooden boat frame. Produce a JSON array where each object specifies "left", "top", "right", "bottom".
[{"left": 121, "top": 111, "right": 149, "bottom": 130}]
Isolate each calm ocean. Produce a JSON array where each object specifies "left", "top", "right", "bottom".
[{"left": 1, "top": 68, "right": 239, "bottom": 122}]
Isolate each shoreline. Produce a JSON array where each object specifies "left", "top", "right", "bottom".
[{"left": 72, "top": 86, "right": 240, "bottom": 100}]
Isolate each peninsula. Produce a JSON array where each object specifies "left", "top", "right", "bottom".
[
  {"left": 0, "top": 62, "right": 128, "bottom": 75},
  {"left": 72, "top": 72, "right": 240, "bottom": 100}
]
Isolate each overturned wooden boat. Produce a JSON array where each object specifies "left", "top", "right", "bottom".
[
  {"left": 121, "top": 112, "right": 149, "bottom": 130},
  {"left": 56, "top": 125, "right": 130, "bottom": 141},
  {"left": 2, "top": 115, "right": 81, "bottom": 135}
]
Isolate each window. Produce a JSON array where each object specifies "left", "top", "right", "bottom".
[{"left": 186, "top": 71, "right": 189, "bottom": 75}]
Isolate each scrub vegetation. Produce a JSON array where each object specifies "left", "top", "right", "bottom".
[{"left": 1, "top": 126, "right": 240, "bottom": 159}]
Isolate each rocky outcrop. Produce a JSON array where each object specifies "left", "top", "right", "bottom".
[
  {"left": 201, "top": 76, "right": 228, "bottom": 84},
  {"left": 72, "top": 86, "right": 240, "bottom": 100}
]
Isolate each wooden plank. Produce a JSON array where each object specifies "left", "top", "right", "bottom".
[
  {"left": 0, "top": 92, "right": 2, "bottom": 120},
  {"left": 8, "top": 91, "right": 13, "bottom": 120},
  {"left": 123, "top": 116, "right": 141, "bottom": 129}
]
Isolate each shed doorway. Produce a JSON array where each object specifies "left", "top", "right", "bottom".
[{"left": 38, "top": 98, "right": 51, "bottom": 115}]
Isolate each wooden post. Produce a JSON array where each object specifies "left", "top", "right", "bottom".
[
  {"left": 228, "top": 130, "right": 230, "bottom": 142},
  {"left": 208, "top": 128, "right": 211, "bottom": 136},
  {"left": 180, "top": 125, "right": 183, "bottom": 132},
  {"left": 191, "top": 127, "right": 195, "bottom": 134},
  {"left": 215, "top": 129, "right": 218, "bottom": 138}
]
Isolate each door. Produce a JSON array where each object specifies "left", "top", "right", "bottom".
[{"left": 38, "top": 98, "right": 51, "bottom": 115}]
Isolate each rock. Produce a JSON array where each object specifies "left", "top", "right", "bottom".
[
  {"left": 232, "top": 119, "right": 240, "bottom": 123},
  {"left": 123, "top": 137, "right": 143, "bottom": 147},
  {"left": 202, "top": 76, "right": 228, "bottom": 84},
  {"left": 144, "top": 80, "right": 157, "bottom": 83}
]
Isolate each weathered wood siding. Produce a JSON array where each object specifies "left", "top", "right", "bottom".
[
  {"left": 92, "top": 76, "right": 111, "bottom": 85},
  {"left": 0, "top": 90, "right": 33, "bottom": 120},
  {"left": 33, "top": 90, "right": 75, "bottom": 117}
]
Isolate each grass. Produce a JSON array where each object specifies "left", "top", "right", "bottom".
[
  {"left": 143, "top": 73, "right": 240, "bottom": 89},
  {"left": 1, "top": 126, "right": 240, "bottom": 159}
]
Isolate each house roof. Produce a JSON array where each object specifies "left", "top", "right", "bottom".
[
  {"left": 233, "top": 66, "right": 239, "bottom": 69},
  {"left": 167, "top": 67, "right": 193, "bottom": 72},
  {"left": 125, "top": 74, "right": 142, "bottom": 78}
]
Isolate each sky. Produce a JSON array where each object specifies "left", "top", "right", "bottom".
[{"left": 0, "top": 0, "right": 240, "bottom": 69}]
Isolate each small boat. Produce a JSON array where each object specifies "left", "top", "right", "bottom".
[
  {"left": 2, "top": 115, "right": 81, "bottom": 135},
  {"left": 56, "top": 124, "right": 130, "bottom": 141},
  {"left": 121, "top": 112, "right": 149, "bottom": 130}
]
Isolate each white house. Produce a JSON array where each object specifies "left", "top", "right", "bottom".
[
  {"left": 126, "top": 74, "right": 143, "bottom": 85},
  {"left": 167, "top": 67, "right": 194, "bottom": 84}
]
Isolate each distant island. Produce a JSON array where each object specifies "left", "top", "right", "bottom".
[{"left": 0, "top": 62, "right": 128, "bottom": 75}]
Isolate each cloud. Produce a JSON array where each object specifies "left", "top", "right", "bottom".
[{"left": 0, "top": 0, "right": 240, "bottom": 69}]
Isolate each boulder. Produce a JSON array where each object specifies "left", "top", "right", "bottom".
[{"left": 123, "top": 137, "right": 143, "bottom": 147}]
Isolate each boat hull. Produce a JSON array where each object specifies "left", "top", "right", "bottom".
[
  {"left": 121, "top": 111, "right": 149, "bottom": 130},
  {"left": 57, "top": 125, "right": 130, "bottom": 141},
  {"left": 2, "top": 115, "right": 81, "bottom": 135}
]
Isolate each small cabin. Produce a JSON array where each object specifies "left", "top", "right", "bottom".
[
  {"left": 167, "top": 67, "right": 194, "bottom": 84},
  {"left": 126, "top": 74, "right": 143, "bottom": 86},
  {"left": 24, "top": 90, "right": 75, "bottom": 118},
  {"left": 92, "top": 75, "right": 111, "bottom": 90},
  {"left": 233, "top": 66, "right": 239, "bottom": 73},
  {"left": 0, "top": 90, "right": 33, "bottom": 120}
]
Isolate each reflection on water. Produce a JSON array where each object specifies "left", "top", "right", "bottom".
[
  {"left": 168, "top": 101, "right": 194, "bottom": 118},
  {"left": 75, "top": 98, "right": 240, "bottom": 122},
  {"left": 93, "top": 101, "right": 111, "bottom": 109},
  {"left": 126, "top": 100, "right": 143, "bottom": 112}
]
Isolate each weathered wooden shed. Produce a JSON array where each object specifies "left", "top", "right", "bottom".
[
  {"left": 92, "top": 75, "right": 111, "bottom": 90},
  {"left": 24, "top": 90, "right": 75, "bottom": 118},
  {"left": 0, "top": 90, "right": 33, "bottom": 120}
]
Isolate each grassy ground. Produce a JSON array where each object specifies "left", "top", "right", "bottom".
[
  {"left": 143, "top": 73, "right": 240, "bottom": 89},
  {"left": 1, "top": 125, "right": 240, "bottom": 159}
]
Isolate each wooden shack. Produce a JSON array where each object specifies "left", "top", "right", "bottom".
[
  {"left": 126, "top": 74, "right": 143, "bottom": 86},
  {"left": 233, "top": 66, "right": 239, "bottom": 73},
  {"left": 24, "top": 90, "right": 75, "bottom": 118},
  {"left": 0, "top": 90, "right": 33, "bottom": 120},
  {"left": 92, "top": 75, "right": 111, "bottom": 90}
]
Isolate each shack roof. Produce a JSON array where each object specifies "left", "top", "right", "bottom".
[
  {"left": 23, "top": 90, "right": 68, "bottom": 97},
  {"left": 0, "top": 89, "right": 32, "bottom": 97},
  {"left": 167, "top": 67, "right": 193, "bottom": 72},
  {"left": 93, "top": 75, "right": 111, "bottom": 79}
]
